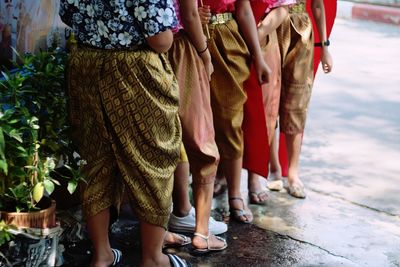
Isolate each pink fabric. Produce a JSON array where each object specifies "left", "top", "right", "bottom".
[
  {"left": 265, "top": 0, "right": 297, "bottom": 14},
  {"left": 172, "top": 0, "right": 183, "bottom": 33},
  {"left": 201, "top": 0, "right": 236, "bottom": 13}
]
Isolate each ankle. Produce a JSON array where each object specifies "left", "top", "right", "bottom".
[
  {"left": 141, "top": 253, "right": 169, "bottom": 267},
  {"left": 288, "top": 176, "right": 302, "bottom": 185},
  {"left": 270, "top": 168, "right": 282, "bottom": 175},
  {"left": 172, "top": 206, "right": 191, "bottom": 217},
  {"left": 90, "top": 250, "right": 113, "bottom": 267}
]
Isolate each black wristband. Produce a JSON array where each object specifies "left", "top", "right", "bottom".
[
  {"left": 314, "top": 39, "right": 330, "bottom": 47},
  {"left": 197, "top": 43, "right": 208, "bottom": 54}
]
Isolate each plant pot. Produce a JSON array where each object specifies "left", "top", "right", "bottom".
[{"left": 0, "top": 197, "right": 56, "bottom": 229}]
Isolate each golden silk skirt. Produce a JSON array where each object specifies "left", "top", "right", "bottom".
[
  {"left": 67, "top": 47, "right": 181, "bottom": 228},
  {"left": 168, "top": 33, "right": 220, "bottom": 184},
  {"left": 208, "top": 19, "right": 251, "bottom": 160},
  {"left": 277, "top": 12, "right": 314, "bottom": 134}
]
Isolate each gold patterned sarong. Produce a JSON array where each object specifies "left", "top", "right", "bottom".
[
  {"left": 208, "top": 19, "right": 251, "bottom": 160},
  {"left": 277, "top": 10, "right": 314, "bottom": 134},
  {"left": 67, "top": 47, "right": 181, "bottom": 228},
  {"left": 168, "top": 33, "right": 219, "bottom": 184}
]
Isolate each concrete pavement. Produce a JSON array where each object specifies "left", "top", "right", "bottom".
[{"left": 338, "top": 0, "right": 400, "bottom": 25}]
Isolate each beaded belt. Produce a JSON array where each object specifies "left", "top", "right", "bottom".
[{"left": 209, "top": 12, "right": 233, "bottom": 25}]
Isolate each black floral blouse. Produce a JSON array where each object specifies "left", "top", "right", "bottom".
[{"left": 59, "top": 0, "right": 178, "bottom": 49}]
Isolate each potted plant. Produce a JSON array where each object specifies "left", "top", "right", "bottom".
[{"left": 0, "top": 49, "right": 84, "bottom": 228}]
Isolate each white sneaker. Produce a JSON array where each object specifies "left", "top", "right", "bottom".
[{"left": 168, "top": 207, "right": 227, "bottom": 235}]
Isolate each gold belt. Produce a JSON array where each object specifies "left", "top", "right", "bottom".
[{"left": 209, "top": 12, "right": 233, "bottom": 25}]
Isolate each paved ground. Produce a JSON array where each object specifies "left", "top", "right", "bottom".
[
  {"left": 338, "top": 0, "right": 400, "bottom": 26},
  {"left": 60, "top": 17, "right": 400, "bottom": 267}
]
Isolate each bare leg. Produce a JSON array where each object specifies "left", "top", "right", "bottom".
[
  {"left": 172, "top": 162, "right": 191, "bottom": 217},
  {"left": 285, "top": 133, "right": 303, "bottom": 186},
  {"left": 87, "top": 208, "right": 114, "bottom": 267},
  {"left": 192, "top": 181, "right": 226, "bottom": 249},
  {"left": 269, "top": 130, "right": 282, "bottom": 177},
  {"left": 140, "top": 221, "right": 170, "bottom": 267},
  {"left": 224, "top": 157, "right": 253, "bottom": 223},
  {"left": 285, "top": 132, "right": 306, "bottom": 198},
  {"left": 266, "top": 132, "right": 284, "bottom": 191},
  {"left": 213, "top": 164, "right": 227, "bottom": 196}
]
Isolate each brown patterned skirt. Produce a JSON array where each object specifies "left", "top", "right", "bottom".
[
  {"left": 207, "top": 19, "right": 251, "bottom": 160},
  {"left": 168, "top": 33, "right": 219, "bottom": 184},
  {"left": 67, "top": 46, "right": 181, "bottom": 228},
  {"left": 277, "top": 12, "right": 314, "bottom": 134}
]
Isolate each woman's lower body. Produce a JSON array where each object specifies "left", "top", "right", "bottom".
[
  {"left": 167, "top": 33, "right": 227, "bottom": 252},
  {"left": 207, "top": 18, "right": 252, "bottom": 223},
  {"left": 67, "top": 46, "right": 182, "bottom": 266},
  {"left": 272, "top": 12, "right": 314, "bottom": 198}
]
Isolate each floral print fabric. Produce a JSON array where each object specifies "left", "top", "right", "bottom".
[{"left": 59, "top": 0, "right": 178, "bottom": 49}]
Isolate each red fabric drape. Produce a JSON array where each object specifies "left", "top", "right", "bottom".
[
  {"left": 242, "top": 1, "right": 271, "bottom": 178},
  {"left": 279, "top": 0, "right": 337, "bottom": 177}
]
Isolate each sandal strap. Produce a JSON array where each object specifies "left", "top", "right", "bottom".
[
  {"left": 111, "top": 248, "right": 122, "bottom": 266},
  {"left": 193, "top": 232, "right": 209, "bottom": 240},
  {"left": 193, "top": 232, "right": 210, "bottom": 250}
]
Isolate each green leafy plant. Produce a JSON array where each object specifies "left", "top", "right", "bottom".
[
  {"left": 0, "top": 50, "right": 84, "bottom": 213},
  {"left": 0, "top": 220, "right": 15, "bottom": 247}
]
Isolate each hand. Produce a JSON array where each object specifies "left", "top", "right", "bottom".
[
  {"left": 198, "top": 5, "right": 211, "bottom": 25},
  {"left": 320, "top": 47, "right": 333, "bottom": 73},
  {"left": 254, "top": 56, "right": 271, "bottom": 84},
  {"left": 200, "top": 50, "right": 214, "bottom": 81}
]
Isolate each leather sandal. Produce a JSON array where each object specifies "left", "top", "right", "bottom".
[
  {"left": 228, "top": 197, "right": 253, "bottom": 223},
  {"left": 192, "top": 232, "right": 227, "bottom": 255}
]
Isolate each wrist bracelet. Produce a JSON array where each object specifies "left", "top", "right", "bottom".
[{"left": 197, "top": 43, "right": 208, "bottom": 54}]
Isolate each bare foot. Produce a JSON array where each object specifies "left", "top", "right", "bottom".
[
  {"left": 228, "top": 197, "right": 253, "bottom": 223},
  {"left": 163, "top": 231, "right": 191, "bottom": 248},
  {"left": 248, "top": 190, "right": 268, "bottom": 204},
  {"left": 287, "top": 176, "right": 306, "bottom": 199},
  {"left": 248, "top": 176, "right": 268, "bottom": 204}
]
